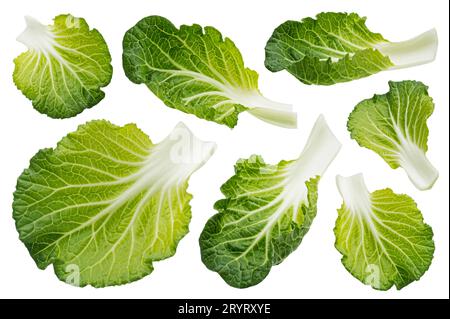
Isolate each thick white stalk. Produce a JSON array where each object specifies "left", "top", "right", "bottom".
[
  {"left": 336, "top": 174, "right": 372, "bottom": 217},
  {"left": 236, "top": 91, "right": 297, "bottom": 128},
  {"left": 397, "top": 138, "right": 439, "bottom": 191},
  {"left": 290, "top": 115, "right": 342, "bottom": 176},
  {"left": 377, "top": 29, "right": 438, "bottom": 69},
  {"left": 149, "top": 122, "right": 217, "bottom": 182},
  {"left": 17, "top": 16, "right": 56, "bottom": 53},
  {"left": 260, "top": 115, "right": 341, "bottom": 226},
  {"left": 281, "top": 115, "right": 342, "bottom": 208},
  {"left": 248, "top": 106, "right": 297, "bottom": 129}
]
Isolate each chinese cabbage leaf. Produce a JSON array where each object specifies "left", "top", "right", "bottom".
[
  {"left": 13, "top": 120, "right": 216, "bottom": 287},
  {"left": 200, "top": 115, "right": 341, "bottom": 288},
  {"left": 348, "top": 80, "right": 438, "bottom": 190},
  {"left": 265, "top": 12, "right": 437, "bottom": 85},
  {"left": 123, "top": 16, "right": 296, "bottom": 128},
  {"left": 14, "top": 15, "right": 113, "bottom": 118},
  {"left": 335, "top": 174, "right": 434, "bottom": 290}
]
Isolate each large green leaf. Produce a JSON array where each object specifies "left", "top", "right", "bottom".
[
  {"left": 335, "top": 174, "right": 434, "bottom": 290},
  {"left": 123, "top": 16, "right": 296, "bottom": 128},
  {"left": 348, "top": 81, "right": 438, "bottom": 190},
  {"left": 13, "top": 120, "right": 215, "bottom": 287},
  {"left": 14, "top": 15, "right": 113, "bottom": 118},
  {"left": 200, "top": 116, "right": 341, "bottom": 288},
  {"left": 265, "top": 12, "right": 437, "bottom": 85}
]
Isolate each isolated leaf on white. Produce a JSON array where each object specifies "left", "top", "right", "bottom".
[
  {"left": 265, "top": 12, "right": 437, "bottom": 85},
  {"left": 14, "top": 15, "right": 113, "bottom": 118},
  {"left": 348, "top": 80, "right": 438, "bottom": 190},
  {"left": 200, "top": 115, "right": 341, "bottom": 288},
  {"left": 13, "top": 120, "right": 216, "bottom": 287},
  {"left": 335, "top": 174, "right": 434, "bottom": 290},
  {"left": 123, "top": 16, "right": 296, "bottom": 128}
]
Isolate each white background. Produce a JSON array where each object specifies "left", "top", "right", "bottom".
[{"left": 0, "top": 0, "right": 448, "bottom": 299}]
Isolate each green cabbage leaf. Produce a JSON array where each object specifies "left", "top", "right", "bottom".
[
  {"left": 123, "top": 16, "right": 296, "bottom": 128},
  {"left": 14, "top": 15, "right": 113, "bottom": 118},
  {"left": 13, "top": 120, "right": 216, "bottom": 287},
  {"left": 200, "top": 116, "right": 341, "bottom": 288},
  {"left": 348, "top": 81, "right": 438, "bottom": 190},
  {"left": 265, "top": 12, "right": 437, "bottom": 85},
  {"left": 335, "top": 174, "right": 434, "bottom": 290}
]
